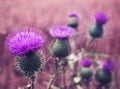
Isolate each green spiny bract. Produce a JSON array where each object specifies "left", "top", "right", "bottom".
[
  {"left": 89, "top": 23, "right": 103, "bottom": 38},
  {"left": 68, "top": 17, "right": 79, "bottom": 29},
  {"left": 80, "top": 67, "right": 93, "bottom": 79},
  {"left": 16, "top": 52, "right": 42, "bottom": 79},
  {"left": 95, "top": 69, "right": 112, "bottom": 85},
  {"left": 51, "top": 38, "right": 71, "bottom": 58}
]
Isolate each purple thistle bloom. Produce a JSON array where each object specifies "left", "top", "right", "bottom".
[
  {"left": 50, "top": 26, "right": 75, "bottom": 38},
  {"left": 69, "top": 11, "right": 80, "bottom": 19},
  {"left": 95, "top": 12, "right": 108, "bottom": 24},
  {"left": 102, "top": 60, "right": 114, "bottom": 73},
  {"left": 81, "top": 59, "right": 92, "bottom": 67},
  {"left": 6, "top": 27, "right": 46, "bottom": 55}
]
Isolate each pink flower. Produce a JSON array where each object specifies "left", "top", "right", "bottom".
[
  {"left": 6, "top": 27, "right": 46, "bottom": 55},
  {"left": 95, "top": 12, "right": 108, "bottom": 24},
  {"left": 81, "top": 59, "right": 92, "bottom": 67},
  {"left": 50, "top": 26, "right": 75, "bottom": 38},
  {"left": 102, "top": 60, "right": 114, "bottom": 73},
  {"left": 69, "top": 11, "right": 80, "bottom": 19}
]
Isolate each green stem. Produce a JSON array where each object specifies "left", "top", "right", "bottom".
[
  {"left": 62, "top": 66, "right": 66, "bottom": 89},
  {"left": 31, "top": 76, "right": 35, "bottom": 89},
  {"left": 96, "top": 84, "right": 102, "bottom": 89},
  {"left": 84, "top": 79, "right": 90, "bottom": 89},
  {"left": 52, "top": 58, "right": 60, "bottom": 87},
  {"left": 47, "top": 75, "right": 55, "bottom": 89}
]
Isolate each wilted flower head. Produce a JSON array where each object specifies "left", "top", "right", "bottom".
[
  {"left": 6, "top": 27, "right": 46, "bottom": 55},
  {"left": 50, "top": 26, "right": 75, "bottom": 38},
  {"left": 69, "top": 11, "right": 80, "bottom": 19},
  {"left": 95, "top": 12, "right": 108, "bottom": 24},
  {"left": 81, "top": 59, "right": 92, "bottom": 67},
  {"left": 102, "top": 60, "right": 114, "bottom": 73}
]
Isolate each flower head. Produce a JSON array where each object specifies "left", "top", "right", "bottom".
[
  {"left": 6, "top": 27, "right": 46, "bottom": 55},
  {"left": 69, "top": 11, "right": 80, "bottom": 19},
  {"left": 102, "top": 60, "right": 114, "bottom": 73},
  {"left": 81, "top": 59, "right": 92, "bottom": 67},
  {"left": 50, "top": 26, "right": 75, "bottom": 38},
  {"left": 95, "top": 12, "right": 108, "bottom": 24}
]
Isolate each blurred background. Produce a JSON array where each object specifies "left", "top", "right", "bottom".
[{"left": 0, "top": 0, "right": 120, "bottom": 89}]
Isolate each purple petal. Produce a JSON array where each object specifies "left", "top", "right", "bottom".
[
  {"left": 69, "top": 11, "right": 80, "bottom": 19},
  {"left": 81, "top": 59, "right": 92, "bottom": 67},
  {"left": 95, "top": 12, "right": 108, "bottom": 24},
  {"left": 102, "top": 60, "right": 114, "bottom": 72},
  {"left": 6, "top": 27, "right": 46, "bottom": 55},
  {"left": 50, "top": 26, "right": 75, "bottom": 38}
]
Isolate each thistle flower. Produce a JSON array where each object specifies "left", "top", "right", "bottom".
[
  {"left": 95, "top": 60, "right": 113, "bottom": 85},
  {"left": 89, "top": 12, "right": 108, "bottom": 38},
  {"left": 50, "top": 26, "right": 75, "bottom": 38},
  {"left": 68, "top": 11, "right": 80, "bottom": 29},
  {"left": 50, "top": 26, "right": 73, "bottom": 58},
  {"left": 81, "top": 59, "right": 92, "bottom": 67},
  {"left": 102, "top": 60, "right": 114, "bottom": 73},
  {"left": 80, "top": 59, "right": 93, "bottom": 80},
  {"left": 69, "top": 11, "right": 80, "bottom": 19},
  {"left": 95, "top": 12, "right": 108, "bottom": 25},
  {"left": 6, "top": 27, "right": 45, "bottom": 55}
]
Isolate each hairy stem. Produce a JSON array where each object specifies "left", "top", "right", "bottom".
[
  {"left": 31, "top": 76, "right": 35, "bottom": 89},
  {"left": 48, "top": 58, "right": 59, "bottom": 88},
  {"left": 96, "top": 84, "right": 102, "bottom": 89},
  {"left": 62, "top": 66, "right": 66, "bottom": 89},
  {"left": 47, "top": 75, "right": 55, "bottom": 89}
]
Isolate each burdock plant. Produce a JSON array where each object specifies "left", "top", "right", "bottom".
[
  {"left": 95, "top": 60, "right": 114, "bottom": 89},
  {"left": 6, "top": 27, "right": 46, "bottom": 89},
  {"left": 89, "top": 12, "right": 108, "bottom": 38}
]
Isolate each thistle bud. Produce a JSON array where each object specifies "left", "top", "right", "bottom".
[
  {"left": 51, "top": 38, "right": 71, "bottom": 58},
  {"left": 68, "top": 11, "right": 80, "bottom": 29},
  {"left": 89, "top": 12, "right": 108, "bottom": 38},
  {"left": 95, "top": 69, "right": 112, "bottom": 85},
  {"left": 6, "top": 28, "right": 46, "bottom": 79},
  {"left": 80, "top": 67, "right": 93, "bottom": 79},
  {"left": 50, "top": 26, "right": 75, "bottom": 58},
  {"left": 89, "top": 24, "right": 103, "bottom": 38}
]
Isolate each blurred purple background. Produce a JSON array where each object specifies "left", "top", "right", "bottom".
[{"left": 0, "top": 0, "right": 120, "bottom": 89}]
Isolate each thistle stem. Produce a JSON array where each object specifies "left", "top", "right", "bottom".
[
  {"left": 41, "top": 71, "right": 52, "bottom": 77},
  {"left": 69, "top": 61, "right": 78, "bottom": 89},
  {"left": 31, "top": 76, "right": 35, "bottom": 89},
  {"left": 47, "top": 75, "right": 55, "bottom": 89},
  {"left": 82, "top": 79, "right": 90, "bottom": 89},
  {"left": 96, "top": 84, "right": 102, "bottom": 89},
  {"left": 47, "top": 58, "right": 58, "bottom": 88},
  {"left": 86, "top": 85, "right": 90, "bottom": 89},
  {"left": 62, "top": 66, "right": 66, "bottom": 89}
]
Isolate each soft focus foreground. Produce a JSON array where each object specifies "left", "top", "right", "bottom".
[{"left": 0, "top": 0, "right": 120, "bottom": 89}]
